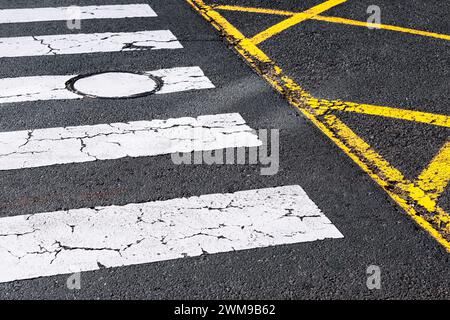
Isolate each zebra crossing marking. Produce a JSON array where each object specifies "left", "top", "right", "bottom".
[
  {"left": 0, "top": 113, "right": 261, "bottom": 170},
  {"left": 0, "top": 3, "right": 340, "bottom": 287},
  {"left": 0, "top": 30, "right": 182, "bottom": 58},
  {"left": 0, "top": 185, "right": 343, "bottom": 283},
  {"left": 0, "top": 66, "right": 215, "bottom": 104},
  {"left": 0, "top": 4, "right": 157, "bottom": 24}
]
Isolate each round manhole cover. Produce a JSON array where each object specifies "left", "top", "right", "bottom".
[{"left": 66, "top": 71, "right": 163, "bottom": 99}]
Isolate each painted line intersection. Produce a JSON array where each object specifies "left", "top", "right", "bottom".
[{"left": 187, "top": 0, "right": 450, "bottom": 251}]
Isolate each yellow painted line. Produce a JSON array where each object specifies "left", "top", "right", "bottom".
[
  {"left": 432, "top": 208, "right": 450, "bottom": 235},
  {"left": 187, "top": 0, "right": 272, "bottom": 65},
  {"left": 186, "top": 0, "right": 314, "bottom": 99},
  {"left": 214, "top": 5, "right": 293, "bottom": 16},
  {"left": 215, "top": 5, "right": 450, "bottom": 42},
  {"left": 417, "top": 141, "right": 450, "bottom": 203},
  {"left": 187, "top": 0, "right": 450, "bottom": 252},
  {"left": 311, "top": 100, "right": 450, "bottom": 128},
  {"left": 314, "top": 15, "right": 450, "bottom": 41},
  {"left": 322, "top": 114, "right": 450, "bottom": 240},
  {"left": 249, "top": 0, "right": 347, "bottom": 44}
]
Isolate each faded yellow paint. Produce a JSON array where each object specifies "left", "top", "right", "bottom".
[
  {"left": 215, "top": 4, "right": 450, "bottom": 41},
  {"left": 249, "top": 0, "right": 347, "bottom": 44},
  {"left": 187, "top": 0, "right": 450, "bottom": 251},
  {"left": 321, "top": 114, "right": 450, "bottom": 239},
  {"left": 432, "top": 208, "right": 450, "bottom": 235},
  {"left": 417, "top": 141, "right": 450, "bottom": 202},
  {"left": 187, "top": 0, "right": 271, "bottom": 64}
]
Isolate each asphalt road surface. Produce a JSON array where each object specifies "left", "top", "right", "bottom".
[{"left": 0, "top": 0, "right": 448, "bottom": 299}]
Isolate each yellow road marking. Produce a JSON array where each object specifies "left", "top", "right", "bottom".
[
  {"left": 187, "top": 0, "right": 274, "bottom": 65},
  {"left": 417, "top": 141, "right": 450, "bottom": 203},
  {"left": 249, "top": 0, "right": 347, "bottom": 44},
  {"left": 314, "top": 15, "right": 450, "bottom": 41},
  {"left": 215, "top": 5, "right": 450, "bottom": 41},
  {"left": 323, "top": 114, "right": 450, "bottom": 236},
  {"left": 186, "top": 0, "right": 313, "bottom": 98},
  {"left": 309, "top": 99, "right": 450, "bottom": 128},
  {"left": 214, "top": 5, "right": 293, "bottom": 16},
  {"left": 187, "top": 0, "right": 450, "bottom": 251}
]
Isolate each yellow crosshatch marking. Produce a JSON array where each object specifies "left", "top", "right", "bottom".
[
  {"left": 214, "top": 4, "right": 450, "bottom": 41},
  {"left": 417, "top": 142, "right": 450, "bottom": 205},
  {"left": 249, "top": 0, "right": 347, "bottom": 44},
  {"left": 310, "top": 99, "right": 450, "bottom": 128},
  {"left": 187, "top": 0, "right": 450, "bottom": 251}
]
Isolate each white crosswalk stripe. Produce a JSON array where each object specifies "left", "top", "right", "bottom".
[
  {"left": 0, "top": 113, "right": 261, "bottom": 170},
  {"left": 0, "top": 185, "right": 343, "bottom": 283},
  {"left": 0, "top": 67, "right": 215, "bottom": 104},
  {"left": 0, "top": 4, "right": 157, "bottom": 24},
  {"left": 0, "top": 30, "right": 182, "bottom": 58}
]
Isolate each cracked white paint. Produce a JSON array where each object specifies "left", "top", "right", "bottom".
[
  {"left": 0, "top": 4, "right": 157, "bottom": 24},
  {"left": 0, "top": 113, "right": 261, "bottom": 170},
  {"left": 0, "top": 185, "right": 343, "bottom": 283},
  {"left": 0, "top": 30, "right": 182, "bottom": 58},
  {"left": 0, "top": 66, "right": 215, "bottom": 104},
  {"left": 147, "top": 67, "right": 216, "bottom": 95}
]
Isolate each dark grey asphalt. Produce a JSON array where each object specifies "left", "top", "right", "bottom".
[{"left": 0, "top": 0, "right": 448, "bottom": 299}]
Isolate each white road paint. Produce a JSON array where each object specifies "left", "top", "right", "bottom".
[
  {"left": 0, "top": 185, "right": 343, "bottom": 283},
  {"left": 0, "top": 4, "right": 157, "bottom": 24},
  {"left": 0, "top": 66, "right": 215, "bottom": 104},
  {"left": 0, "top": 113, "right": 261, "bottom": 170},
  {"left": 71, "top": 72, "right": 160, "bottom": 98},
  {"left": 0, "top": 30, "right": 182, "bottom": 58}
]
